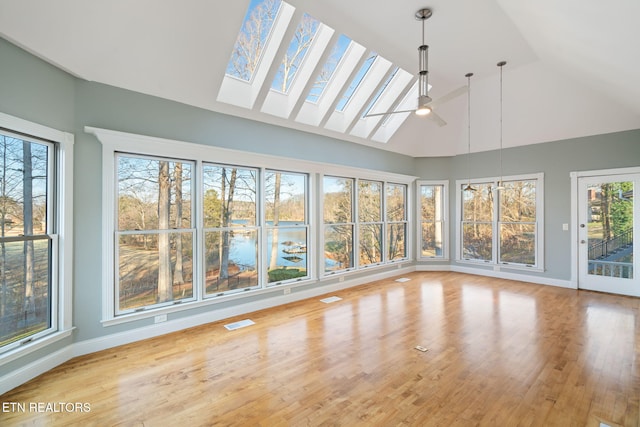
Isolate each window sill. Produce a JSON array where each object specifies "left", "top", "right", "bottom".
[
  {"left": 0, "top": 328, "right": 75, "bottom": 366},
  {"left": 102, "top": 278, "right": 319, "bottom": 327}
]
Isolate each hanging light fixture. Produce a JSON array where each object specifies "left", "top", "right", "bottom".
[
  {"left": 495, "top": 60, "right": 507, "bottom": 191},
  {"left": 463, "top": 72, "right": 476, "bottom": 192},
  {"left": 415, "top": 8, "right": 432, "bottom": 116}
]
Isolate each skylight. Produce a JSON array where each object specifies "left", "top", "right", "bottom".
[
  {"left": 225, "top": 0, "right": 282, "bottom": 82},
  {"left": 306, "top": 34, "right": 351, "bottom": 103},
  {"left": 218, "top": 0, "right": 415, "bottom": 144},
  {"left": 335, "top": 53, "right": 377, "bottom": 112},
  {"left": 271, "top": 13, "right": 320, "bottom": 93},
  {"left": 362, "top": 67, "right": 399, "bottom": 118}
]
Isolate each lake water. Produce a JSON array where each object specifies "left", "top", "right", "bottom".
[{"left": 228, "top": 221, "right": 308, "bottom": 270}]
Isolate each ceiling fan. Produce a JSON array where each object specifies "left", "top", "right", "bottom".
[{"left": 363, "top": 8, "right": 467, "bottom": 126}]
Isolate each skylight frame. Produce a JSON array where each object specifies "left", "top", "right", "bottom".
[
  {"left": 324, "top": 54, "right": 393, "bottom": 134},
  {"left": 261, "top": 17, "right": 335, "bottom": 118},
  {"left": 371, "top": 81, "right": 419, "bottom": 143},
  {"left": 295, "top": 39, "right": 366, "bottom": 127},
  {"left": 361, "top": 67, "right": 400, "bottom": 119},
  {"left": 305, "top": 34, "right": 352, "bottom": 105},
  {"left": 217, "top": 1, "right": 295, "bottom": 109},
  {"left": 334, "top": 53, "right": 378, "bottom": 113},
  {"left": 270, "top": 13, "right": 321, "bottom": 94},
  {"left": 225, "top": 0, "right": 283, "bottom": 84},
  {"left": 218, "top": 0, "right": 417, "bottom": 144},
  {"left": 350, "top": 68, "right": 414, "bottom": 140}
]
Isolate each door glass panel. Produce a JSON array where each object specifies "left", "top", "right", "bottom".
[{"left": 587, "top": 181, "right": 633, "bottom": 279}]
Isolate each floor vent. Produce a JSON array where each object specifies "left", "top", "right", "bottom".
[
  {"left": 320, "top": 296, "right": 342, "bottom": 304},
  {"left": 224, "top": 319, "right": 255, "bottom": 331},
  {"left": 395, "top": 278, "right": 411, "bottom": 283}
]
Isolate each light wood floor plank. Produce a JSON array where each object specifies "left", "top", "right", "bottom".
[{"left": 1, "top": 272, "right": 639, "bottom": 426}]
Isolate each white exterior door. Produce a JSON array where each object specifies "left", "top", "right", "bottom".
[{"left": 577, "top": 173, "right": 638, "bottom": 296}]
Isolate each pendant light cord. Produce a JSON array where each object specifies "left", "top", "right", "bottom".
[
  {"left": 466, "top": 73, "right": 473, "bottom": 188},
  {"left": 497, "top": 61, "right": 506, "bottom": 188}
]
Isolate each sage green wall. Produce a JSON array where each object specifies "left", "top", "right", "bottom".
[
  {"left": 414, "top": 130, "right": 640, "bottom": 280},
  {"left": 0, "top": 39, "right": 78, "bottom": 375}
]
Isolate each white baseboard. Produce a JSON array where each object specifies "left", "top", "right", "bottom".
[
  {"left": 450, "top": 265, "right": 575, "bottom": 289},
  {"left": 415, "top": 264, "right": 453, "bottom": 272},
  {"left": 0, "top": 346, "right": 73, "bottom": 395}
]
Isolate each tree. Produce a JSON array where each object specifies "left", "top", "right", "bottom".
[
  {"left": 269, "top": 172, "right": 281, "bottom": 271},
  {"left": 173, "top": 163, "right": 184, "bottom": 285},
  {"left": 219, "top": 168, "right": 237, "bottom": 279},
  {"left": 226, "top": 0, "right": 281, "bottom": 81},
  {"left": 271, "top": 13, "right": 319, "bottom": 92},
  {"left": 157, "top": 161, "right": 172, "bottom": 303},
  {"left": 22, "top": 141, "right": 35, "bottom": 324}
]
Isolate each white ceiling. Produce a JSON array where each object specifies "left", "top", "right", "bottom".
[{"left": 1, "top": 0, "right": 639, "bottom": 157}]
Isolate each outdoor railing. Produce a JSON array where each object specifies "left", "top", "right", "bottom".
[
  {"left": 588, "top": 228, "right": 633, "bottom": 260},
  {"left": 588, "top": 260, "right": 633, "bottom": 279}
]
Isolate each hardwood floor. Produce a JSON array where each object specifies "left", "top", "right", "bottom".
[{"left": 1, "top": 272, "right": 639, "bottom": 426}]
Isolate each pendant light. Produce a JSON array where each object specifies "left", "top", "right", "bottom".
[
  {"left": 495, "top": 60, "right": 507, "bottom": 191},
  {"left": 463, "top": 72, "right": 475, "bottom": 192}
]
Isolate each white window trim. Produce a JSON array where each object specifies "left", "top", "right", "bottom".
[
  {"left": 455, "top": 172, "right": 544, "bottom": 272},
  {"left": 87, "top": 126, "right": 415, "bottom": 326},
  {"left": 384, "top": 182, "right": 410, "bottom": 263},
  {"left": 417, "top": 180, "right": 449, "bottom": 261},
  {"left": 0, "top": 112, "right": 74, "bottom": 365}
]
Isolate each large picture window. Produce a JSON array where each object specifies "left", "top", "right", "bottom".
[
  {"left": 265, "top": 170, "right": 309, "bottom": 284},
  {"left": 116, "top": 154, "right": 195, "bottom": 313},
  {"left": 386, "top": 183, "right": 407, "bottom": 261},
  {"left": 358, "top": 180, "right": 383, "bottom": 266},
  {"left": 0, "top": 113, "right": 73, "bottom": 358},
  {"left": 203, "top": 164, "right": 258, "bottom": 295},
  {"left": 323, "top": 176, "right": 354, "bottom": 272},
  {"left": 93, "top": 127, "right": 413, "bottom": 323},
  {"left": 457, "top": 174, "right": 543, "bottom": 269},
  {"left": 0, "top": 134, "right": 52, "bottom": 349},
  {"left": 461, "top": 182, "right": 494, "bottom": 262},
  {"left": 499, "top": 180, "right": 537, "bottom": 265},
  {"left": 418, "top": 181, "right": 447, "bottom": 259}
]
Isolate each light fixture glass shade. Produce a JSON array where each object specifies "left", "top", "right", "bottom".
[
  {"left": 415, "top": 106, "right": 431, "bottom": 116},
  {"left": 415, "top": 95, "right": 432, "bottom": 115}
]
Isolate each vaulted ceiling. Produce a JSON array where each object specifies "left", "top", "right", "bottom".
[{"left": 1, "top": 0, "right": 639, "bottom": 157}]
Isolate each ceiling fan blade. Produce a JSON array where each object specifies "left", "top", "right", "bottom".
[
  {"left": 428, "top": 111, "right": 447, "bottom": 127},
  {"left": 430, "top": 85, "right": 468, "bottom": 109},
  {"left": 363, "top": 108, "right": 417, "bottom": 118}
]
